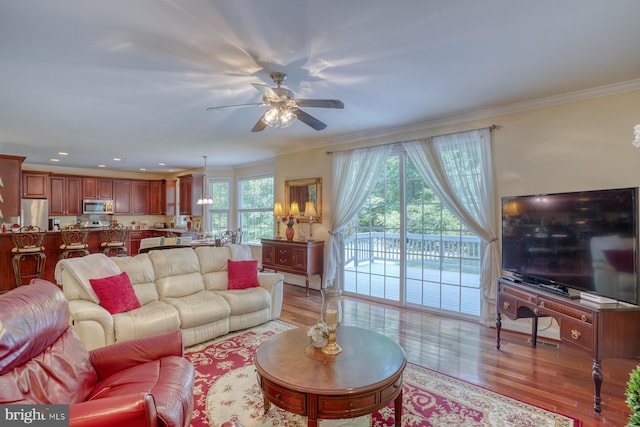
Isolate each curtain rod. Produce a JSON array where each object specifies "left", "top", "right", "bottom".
[{"left": 326, "top": 124, "right": 500, "bottom": 155}]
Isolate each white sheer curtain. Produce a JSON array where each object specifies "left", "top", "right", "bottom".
[
  {"left": 325, "top": 144, "right": 393, "bottom": 289},
  {"left": 402, "top": 128, "right": 500, "bottom": 325}
]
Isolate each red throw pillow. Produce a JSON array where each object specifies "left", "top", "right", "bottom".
[
  {"left": 228, "top": 259, "right": 260, "bottom": 290},
  {"left": 89, "top": 272, "right": 141, "bottom": 314}
]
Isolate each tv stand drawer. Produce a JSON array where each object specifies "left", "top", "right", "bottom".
[
  {"left": 498, "top": 292, "right": 518, "bottom": 318},
  {"left": 560, "top": 317, "right": 594, "bottom": 352},
  {"left": 500, "top": 283, "right": 537, "bottom": 304},
  {"left": 537, "top": 296, "right": 593, "bottom": 324}
]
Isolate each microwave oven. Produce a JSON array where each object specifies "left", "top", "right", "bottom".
[{"left": 83, "top": 199, "right": 113, "bottom": 214}]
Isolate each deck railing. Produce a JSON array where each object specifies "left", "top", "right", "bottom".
[{"left": 344, "top": 232, "right": 481, "bottom": 273}]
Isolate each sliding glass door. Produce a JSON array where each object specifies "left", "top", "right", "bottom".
[{"left": 343, "top": 152, "right": 481, "bottom": 318}]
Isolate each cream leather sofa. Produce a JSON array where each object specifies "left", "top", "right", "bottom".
[{"left": 57, "top": 246, "right": 284, "bottom": 350}]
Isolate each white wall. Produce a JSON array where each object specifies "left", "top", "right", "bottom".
[{"left": 493, "top": 90, "right": 640, "bottom": 197}]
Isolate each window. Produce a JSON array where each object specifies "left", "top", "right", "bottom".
[
  {"left": 237, "top": 175, "right": 274, "bottom": 244},
  {"left": 343, "top": 152, "right": 481, "bottom": 318},
  {"left": 205, "top": 179, "right": 230, "bottom": 236}
]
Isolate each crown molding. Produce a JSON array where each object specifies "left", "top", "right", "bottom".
[{"left": 329, "top": 78, "right": 640, "bottom": 146}]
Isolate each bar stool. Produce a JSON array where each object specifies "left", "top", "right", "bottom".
[
  {"left": 60, "top": 226, "right": 90, "bottom": 259},
  {"left": 101, "top": 223, "right": 129, "bottom": 256},
  {"left": 221, "top": 228, "right": 243, "bottom": 244},
  {"left": 11, "top": 225, "right": 47, "bottom": 287}
]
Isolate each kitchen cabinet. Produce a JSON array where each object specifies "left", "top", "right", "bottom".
[
  {"left": 13, "top": 167, "right": 179, "bottom": 218},
  {"left": 98, "top": 178, "right": 113, "bottom": 199},
  {"left": 114, "top": 179, "right": 150, "bottom": 215},
  {"left": 49, "top": 175, "right": 82, "bottom": 216},
  {"left": 132, "top": 181, "right": 149, "bottom": 215},
  {"left": 0, "top": 155, "right": 26, "bottom": 217},
  {"left": 178, "top": 174, "right": 203, "bottom": 216},
  {"left": 149, "top": 180, "right": 166, "bottom": 215},
  {"left": 82, "top": 178, "right": 97, "bottom": 199},
  {"left": 113, "top": 179, "right": 132, "bottom": 214},
  {"left": 165, "top": 180, "right": 176, "bottom": 216},
  {"left": 22, "top": 171, "right": 49, "bottom": 199},
  {"left": 82, "top": 178, "right": 113, "bottom": 200}
]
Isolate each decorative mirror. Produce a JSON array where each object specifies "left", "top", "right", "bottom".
[{"left": 285, "top": 178, "right": 322, "bottom": 223}]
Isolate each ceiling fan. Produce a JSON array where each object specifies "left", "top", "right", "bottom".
[{"left": 206, "top": 72, "right": 344, "bottom": 132}]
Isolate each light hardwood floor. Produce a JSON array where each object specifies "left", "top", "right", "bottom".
[{"left": 279, "top": 283, "right": 638, "bottom": 426}]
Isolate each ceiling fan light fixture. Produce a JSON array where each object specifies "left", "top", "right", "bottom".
[
  {"left": 262, "top": 103, "right": 296, "bottom": 129},
  {"left": 207, "top": 71, "right": 342, "bottom": 132}
]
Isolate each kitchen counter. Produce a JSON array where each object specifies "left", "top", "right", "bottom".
[
  {"left": 151, "top": 228, "right": 196, "bottom": 234},
  {"left": 0, "top": 228, "right": 178, "bottom": 293}
]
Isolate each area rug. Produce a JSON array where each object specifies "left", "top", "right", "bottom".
[{"left": 185, "top": 321, "right": 580, "bottom": 427}]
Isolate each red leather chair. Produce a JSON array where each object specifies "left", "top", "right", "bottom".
[{"left": 0, "top": 279, "right": 194, "bottom": 427}]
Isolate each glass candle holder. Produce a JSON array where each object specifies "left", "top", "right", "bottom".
[{"left": 321, "top": 287, "right": 343, "bottom": 354}]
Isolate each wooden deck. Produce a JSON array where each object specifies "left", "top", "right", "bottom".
[{"left": 344, "top": 261, "right": 482, "bottom": 316}]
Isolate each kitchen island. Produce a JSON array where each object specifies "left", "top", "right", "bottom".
[{"left": 0, "top": 228, "right": 186, "bottom": 293}]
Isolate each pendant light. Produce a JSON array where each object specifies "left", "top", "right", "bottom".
[{"left": 196, "top": 155, "right": 213, "bottom": 205}]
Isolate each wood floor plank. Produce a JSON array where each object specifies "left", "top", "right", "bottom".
[{"left": 279, "top": 284, "right": 638, "bottom": 426}]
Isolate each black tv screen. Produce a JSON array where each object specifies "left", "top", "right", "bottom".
[{"left": 501, "top": 187, "right": 638, "bottom": 305}]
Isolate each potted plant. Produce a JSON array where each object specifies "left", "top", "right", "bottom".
[{"left": 627, "top": 364, "right": 640, "bottom": 426}]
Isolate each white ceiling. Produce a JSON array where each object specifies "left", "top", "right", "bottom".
[{"left": 1, "top": 1, "right": 640, "bottom": 173}]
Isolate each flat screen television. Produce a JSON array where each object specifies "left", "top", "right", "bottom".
[{"left": 501, "top": 187, "right": 639, "bottom": 305}]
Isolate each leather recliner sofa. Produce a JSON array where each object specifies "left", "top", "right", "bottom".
[
  {"left": 57, "top": 245, "right": 284, "bottom": 350},
  {"left": 0, "top": 279, "right": 195, "bottom": 427}
]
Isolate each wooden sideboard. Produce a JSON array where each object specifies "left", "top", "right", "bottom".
[
  {"left": 261, "top": 238, "right": 324, "bottom": 296},
  {"left": 496, "top": 278, "right": 640, "bottom": 413}
]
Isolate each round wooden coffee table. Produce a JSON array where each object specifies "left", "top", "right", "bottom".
[{"left": 254, "top": 325, "right": 406, "bottom": 427}]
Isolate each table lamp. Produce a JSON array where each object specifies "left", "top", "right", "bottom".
[
  {"left": 290, "top": 202, "right": 300, "bottom": 217},
  {"left": 305, "top": 201, "right": 317, "bottom": 238},
  {"left": 273, "top": 202, "right": 283, "bottom": 238}
]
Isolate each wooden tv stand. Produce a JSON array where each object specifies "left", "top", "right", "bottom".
[{"left": 496, "top": 278, "right": 640, "bottom": 413}]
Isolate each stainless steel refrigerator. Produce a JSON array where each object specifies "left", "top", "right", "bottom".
[{"left": 21, "top": 199, "right": 49, "bottom": 230}]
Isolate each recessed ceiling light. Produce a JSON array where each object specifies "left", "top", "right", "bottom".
[
  {"left": 98, "top": 164, "right": 106, "bottom": 168},
  {"left": 139, "top": 168, "right": 147, "bottom": 171},
  {"left": 168, "top": 169, "right": 175, "bottom": 172},
  {"left": 158, "top": 162, "right": 166, "bottom": 166},
  {"left": 113, "top": 158, "right": 121, "bottom": 162},
  {"left": 58, "top": 152, "right": 68, "bottom": 156},
  {"left": 50, "top": 158, "right": 60, "bottom": 162}
]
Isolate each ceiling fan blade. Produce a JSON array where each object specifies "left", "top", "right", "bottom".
[
  {"left": 251, "top": 83, "right": 280, "bottom": 102},
  {"left": 295, "top": 99, "right": 344, "bottom": 109},
  {"left": 206, "top": 103, "right": 263, "bottom": 111},
  {"left": 295, "top": 109, "right": 327, "bottom": 131},
  {"left": 251, "top": 113, "right": 268, "bottom": 132}
]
